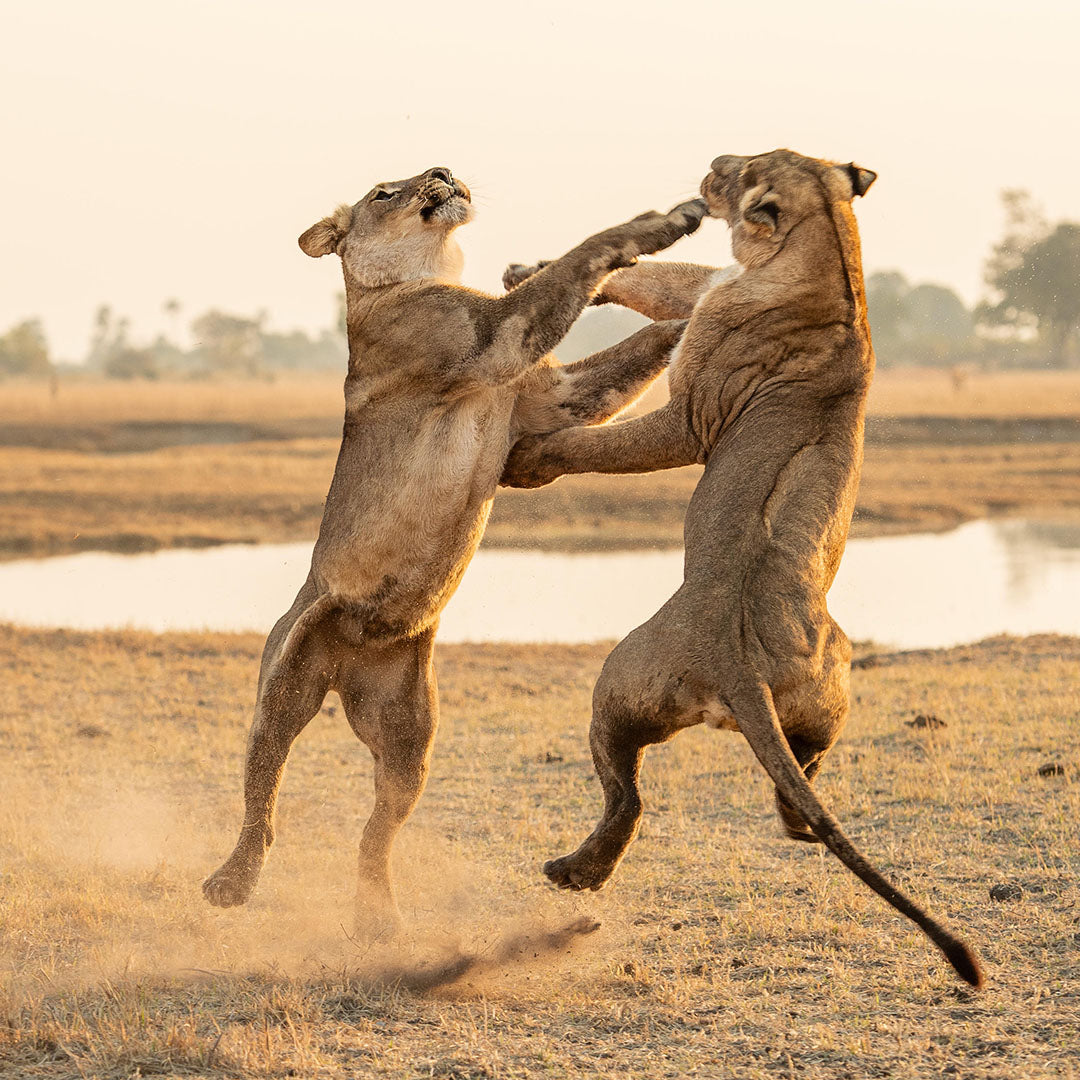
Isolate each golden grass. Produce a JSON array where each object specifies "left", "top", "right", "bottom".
[
  {"left": 6, "top": 367, "right": 1080, "bottom": 424},
  {"left": 867, "top": 367, "right": 1080, "bottom": 419},
  {"left": 1, "top": 626, "right": 1077, "bottom": 1078},
  {"left": 2, "top": 368, "right": 1080, "bottom": 559},
  {"left": 0, "top": 375, "right": 344, "bottom": 426},
  {"left": 0, "top": 440, "right": 333, "bottom": 557}
]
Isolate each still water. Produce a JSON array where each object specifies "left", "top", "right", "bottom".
[{"left": 2, "top": 520, "right": 1080, "bottom": 650}]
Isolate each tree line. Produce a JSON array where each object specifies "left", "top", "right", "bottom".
[
  {"left": 70, "top": 298, "right": 349, "bottom": 380},
  {"left": 2, "top": 191, "right": 1078, "bottom": 378},
  {"left": 868, "top": 189, "right": 1080, "bottom": 368}
]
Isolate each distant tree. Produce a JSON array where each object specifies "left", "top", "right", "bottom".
[
  {"left": 146, "top": 334, "right": 186, "bottom": 374},
  {"left": 163, "top": 297, "right": 182, "bottom": 343},
  {"left": 865, "top": 271, "right": 910, "bottom": 350},
  {"left": 190, "top": 309, "right": 265, "bottom": 375},
  {"left": 978, "top": 189, "right": 1080, "bottom": 366},
  {"left": 258, "top": 327, "right": 336, "bottom": 371},
  {"left": 85, "top": 304, "right": 115, "bottom": 370},
  {"left": 104, "top": 342, "right": 160, "bottom": 379},
  {"left": 866, "top": 272, "right": 973, "bottom": 363},
  {"left": 84, "top": 306, "right": 159, "bottom": 378},
  {"left": 0, "top": 319, "right": 51, "bottom": 377},
  {"left": 904, "top": 283, "right": 972, "bottom": 343}
]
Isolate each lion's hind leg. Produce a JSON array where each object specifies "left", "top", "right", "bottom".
[
  {"left": 772, "top": 622, "right": 852, "bottom": 844},
  {"left": 544, "top": 615, "right": 696, "bottom": 892},
  {"left": 774, "top": 734, "right": 835, "bottom": 844},
  {"left": 338, "top": 629, "right": 439, "bottom": 941},
  {"left": 202, "top": 592, "right": 339, "bottom": 908}
]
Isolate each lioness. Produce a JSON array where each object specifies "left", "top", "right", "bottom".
[
  {"left": 201, "top": 165, "right": 705, "bottom": 933},
  {"left": 501, "top": 150, "right": 983, "bottom": 987}
]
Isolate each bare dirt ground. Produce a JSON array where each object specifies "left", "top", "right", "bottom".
[
  {"left": 1, "top": 626, "right": 1077, "bottom": 1079},
  {"left": 2, "top": 369, "right": 1080, "bottom": 558}
]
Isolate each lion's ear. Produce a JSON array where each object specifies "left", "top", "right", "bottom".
[
  {"left": 741, "top": 188, "right": 781, "bottom": 235},
  {"left": 298, "top": 204, "right": 354, "bottom": 258},
  {"left": 844, "top": 163, "right": 877, "bottom": 198}
]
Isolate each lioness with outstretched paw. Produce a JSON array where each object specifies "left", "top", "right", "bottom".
[
  {"left": 502, "top": 150, "right": 983, "bottom": 987},
  {"left": 202, "top": 165, "right": 705, "bottom": 936}
]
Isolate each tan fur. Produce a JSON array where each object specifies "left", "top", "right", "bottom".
[
  {"left": 202, "top": 165, "right": 706, "bottom": 935},
  {"left": 501, "top": 150, "right": 982, "bottom": 988}
]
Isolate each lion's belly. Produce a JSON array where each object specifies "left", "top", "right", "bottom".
[
  {"left": 312, "top": 393, "right": 511, "bottom": 630},
  {"left": 315, "top": 491, "right": 490, "bottom": 613}
]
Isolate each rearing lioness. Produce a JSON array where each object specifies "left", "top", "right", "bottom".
[
  {"left": 502, "top": 150, "right": 983, "bottom": 987},
  {"left": 202, "top": 165, "right": 705, "bottom": 933}
]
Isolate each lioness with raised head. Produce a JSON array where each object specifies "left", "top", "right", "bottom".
[
  {"left": 201, "top": 165, "right": 705, "bottom": 934},
  {"left": 502, "top": 149, "right": 983, "bottom": 987}
]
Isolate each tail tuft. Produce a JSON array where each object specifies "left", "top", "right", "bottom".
[{"left": 944, "top": 938, "right": 984, "bottom": 989}]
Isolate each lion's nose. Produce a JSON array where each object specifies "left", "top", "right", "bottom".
[
  {"left": 429, "top": 167, "right": 453, "bottom": 185},
  {"left": 710, "top": 155, "right": 744, "bottom": 177}
]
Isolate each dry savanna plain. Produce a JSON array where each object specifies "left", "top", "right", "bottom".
[
  {"left": 2, "top": 369, "right": 1080, "bottom": 558},
  {"left": 1, "top": 368, "right": 1079, "bottom": 1079}
]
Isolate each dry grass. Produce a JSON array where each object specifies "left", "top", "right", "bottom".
[
  {"left": 0, "top": 440, "right": 334, "bottom": 557},
  {"left": 3, "top": 436, "right": 1080, "bottom": 559},
  {"left": 1, "top": 625, "right": 1077, "bottom": 1079},
  {"left": 2, "top": 369, "right": 1080, "bottom": 559},
  {"left": 867, "top": 367, "right": 1080, "bottom": 419},
  {"left": 6, "top": 367, "right": 1080, "bottom": 425},
  {"left": 0, "top": 375, "right": 344, "bottom": 427}
]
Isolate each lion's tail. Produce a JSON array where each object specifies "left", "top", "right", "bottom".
[{"left": 728, "top": 679, "right": 984, "bottom": 989}]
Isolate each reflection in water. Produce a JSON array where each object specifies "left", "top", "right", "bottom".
[
  {"left": 4, "top": 519, "right": 1080, "bottom": 650},
  {"left": 994, "top": 519, "right": 1080, "bottom": 600}
]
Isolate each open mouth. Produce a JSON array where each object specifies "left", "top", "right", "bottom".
[
  {"left": 420, "top": 192, "right": 458, "bottom": 221},
  {"left": 420, "top": 183, "right": 469, "bottom": 221}
]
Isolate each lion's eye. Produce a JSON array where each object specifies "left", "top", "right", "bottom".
[{"left": 372, "top": 189, "right": 394, "bottom": 201}]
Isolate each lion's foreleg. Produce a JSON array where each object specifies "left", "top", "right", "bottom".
[
  {"left": 501, "top": 399, "right": 701, "bottom": 488},
  {"left": 490, "top": 201, "right": 706, "bottom": 369},
  {"left": 594, "top": 261, "right": 721, "bottom": 320},
  {"left": 539, "top": 320, "right": 687, "bottom": 430}
]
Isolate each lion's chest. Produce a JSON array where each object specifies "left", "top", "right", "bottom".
[{"left": 314, "top": 389, "right": 513, "bottom": 610}]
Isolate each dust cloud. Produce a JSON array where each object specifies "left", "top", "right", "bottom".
[
  {"left": 366, "top": 916, "right": 601, "bottom": 994},
  {"left": 0, "top": 774, "right": 609, "bottom": 1002}
]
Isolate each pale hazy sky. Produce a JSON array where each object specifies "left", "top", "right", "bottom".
[{"left": 3, "top": 0, "right": 1079, "bottom": 360}]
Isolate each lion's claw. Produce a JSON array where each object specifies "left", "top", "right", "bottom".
[
  {"left": 543, "top": 854, "right": 610, "bottom": 892},
  {"left": 671, "top": 197, "right": 709, "bottom": 235},
  {"left": 502, "top": 259, "right": 551, "bottom": 291}
]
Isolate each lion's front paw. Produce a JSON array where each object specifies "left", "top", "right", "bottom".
[
  {"left": 618, "top": 197, "right": 710, "bottom": 260},
  {"left": 668, "top": 197, "right": 709, "bottom": 236},
  {"left": 502, "top": 260, "right": 551, "bottom": 291},
  {"left": 500, "top": 436, "right": 561, "bottom": 489}
]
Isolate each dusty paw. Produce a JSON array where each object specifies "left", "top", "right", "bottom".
[
  {"left": 543, "top": 853, "right": 612, "bottom": 892},
  {"left": 502, "top": 260, "right": 550, "bottom": 291},
  {"left": 620, "top": 198, "right": 708, "bottom": 258},
  {"left": 668, "top": 197, "right": 709, "bottom": 236},
  {"left": 351, "top": 908, "right": 403, "bottom": 945},
  {"left": 202, "top": 863, "right": 259, "bottom": 908},
  {"left": 500, "top": 436, "right": 558, "bottom": 489}
]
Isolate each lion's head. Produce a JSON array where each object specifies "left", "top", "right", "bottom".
[
  {"left": 299, "top": 166, "right": 474, "bottom": 288},
  {"left": 700, "top": 150, "right": 876, "bottom": 270}
]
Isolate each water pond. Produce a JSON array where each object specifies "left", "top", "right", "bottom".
[{"left": 3, "top": 519, "right": 1079, "bottom": 650}]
